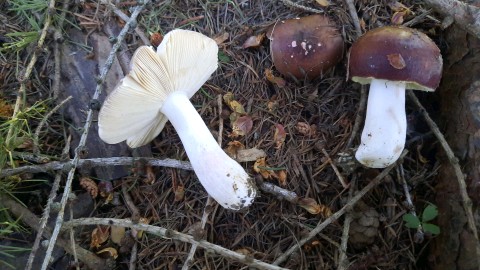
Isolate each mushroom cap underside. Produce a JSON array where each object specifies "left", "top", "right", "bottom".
[{"left": 348, "top": 26, "right": 443, "bottom": 91}]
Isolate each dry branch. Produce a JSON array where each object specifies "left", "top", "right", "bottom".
[
  {"left": 0, "top": 193, "right": 106, "bottom": 270},
  {"left": 63, "top": 218, "right": 289, "bottom": 270}
]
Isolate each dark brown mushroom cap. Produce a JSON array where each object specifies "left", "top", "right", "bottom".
[
  {"left": 267, "top": 15, "right": 344, "bottom": 80},
  {"left": 348, "top": 26, "right": 443, "bottom": 91}
]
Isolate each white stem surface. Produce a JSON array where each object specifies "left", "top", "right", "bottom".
[
  {"left": 355, "top": 79, "right": 407, "bottom": 168},
  {"left": 161, "top": 91, "right": 257, "bottom": 210}
]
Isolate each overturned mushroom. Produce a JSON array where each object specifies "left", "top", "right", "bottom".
[
  {"left": 267, "top": 15, "right": 344, "bottom": 80},
  {"left": 348, "top": 26, "right": 443, "bottom": 168},
  {"left": 98, "top": 29, "right": 257, "bottom": 210}
]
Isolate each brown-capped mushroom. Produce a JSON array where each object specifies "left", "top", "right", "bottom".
[
  {"left": 267, "top": 15, "right": 344, "bottom": 80},
  {"left": 348, "top": 26, "right": 443, "bottom": 168}
]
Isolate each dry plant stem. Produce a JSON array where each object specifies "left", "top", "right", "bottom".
[
  {"left": 40, "top": 2, "right": 151, "bottom": 270},
  {"left": 24, "top": 135, "right": 71, "bottom": 270},
  {"left": 337, "top": 177, "right": 356, "bottom": 270},
  {"left": 344, "top": 0, "right": 363, "bottom": 37},
  {"left": 122, "top": 181, "right": 141, "bottom": 220},
  {"left": 397, "top": 164, "right": 424, "bottom": 239},
  {"left": 33, "top": 96, "right": 72, "bottom": 154},
  {"left": 63, "top": 218, "right": 289, "bottom": 270},
  {"left": 130, "top": 241, "right": 138, "bottom": 270},
  {"left": 321, "top": 148, "right": 349, "bottom": 188},
  {"left": 279, "top": 0, "right": 324, "bottom": 13},
  {"left": 0, "top": 157, "right": 192, "bottom": 178},
  {"left": 407, "top": 91, "right": 480, "bottom": 255},
  {"left": 183, "top": 95, "right": 223, "bottom": 270},
  {"left": 423, "top": 0, "right": 480, "bottom": 39},
  {"left": 6, "top": 0, "right": 56, "bottom": 147},
  {"left": 272, "top": 151, "right": 407, "bottom": 266},
  {"left": 0, "top": 193, "right": 106, "bottom": 270},
  {"left": 259, "top": 181, "right": 299, "bottom": 203},
  {"left": 69, "top": 207, "right": 80, "bottom": 270}
]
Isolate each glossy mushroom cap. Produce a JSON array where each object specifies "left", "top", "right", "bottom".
[
  {"left": 348, "top": 26, "right": 443, "bottom": 91},
  {"left": 267, "top": 15, "right": 344, "bottom": 80}
]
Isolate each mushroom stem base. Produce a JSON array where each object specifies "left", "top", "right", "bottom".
[
  {"left": 355, "top": 79, "right": 407, "bottom": 168},
  {"left": 160, "top": 91, "right": 256, "bottom": 210}
]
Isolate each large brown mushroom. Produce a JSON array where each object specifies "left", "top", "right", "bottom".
[
  {"left": 348, "top": 26, "right": 443, "bottom": 168},
  {"left": 267, "top": 15, "right": 344, "bottom": 80}
]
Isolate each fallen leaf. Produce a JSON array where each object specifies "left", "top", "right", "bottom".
[
  {"left": 110, "top": 226, "right": 125, "bottom": 245},
  {"left": 315, "top": 0, "right": 330, "bottom": 7},
  {"left": 295, "top": 122, "right": 317, "bottom": 137},
  {"left": 388, "top": 1, "right": 411, "bottom": 13},
  {"left": 273, "top": 124, "right": 287, "bottom": 149},
  {"left": 387, "top": 53, "right": 406, "bottom": 69},
  {"left": 214, "top": 32, "right": 229, "bottom": 45},
  {"left": 267, "top": 99, "right": 279, "bottom": 113},
  {"left": 90, "top": 225, "right": 110, "bottom": 248},
  {"left": 225, "top": 140, "right": 246, "bottom": 158},
  {"left": 231, "top": 115, "right": 253, "bottom": 137},
  {"left": 0, "top": 99, "right": 13, "bottom": 118},
  {"left": 223, "top": 91, "right": 234, "bottom": 104},
  {"left": 80, "top": 177, "right": 98, "bottom": 199},
  {"left": 265, "top": 68, "right": 286, "bottom": 88},
  {"left": 277, "top": 170, "right": 287, "bottom": 187},
  {"left": 145, "top": 165, "right": 156, "bottom": 184},
  {"left": 98, "top": 181, "right": 113, "bottom": 198},
  {"left": 391, "top": 11, "right": 406, "bottom": 25},
  {"left": 242, "top": 33, "right": 265, "bottom": 49},
  {"left": 96, "top": 247, "right": 118, "bottom": 259},
  {"left": 236, "top": 147, "right": 267, "bottom": 162},
  {"left": 297, "top": 198, "right": 327, "bottom": 215},
  {"left": 174, "top": 185, "right": 185, "bottom": 202},
  {"left": 229, "top": 100, "right": 246, "bottom": 114},
  {"left": 150, "top": 32, "right": 163, "bottom": 47},
  {"left": 253, "top": 157, "right": 277, "bottom": 179},
  {"left": 132, "top": 217, "right": 150, "bottom": 239},
  {"left": 235, "top": 248, "right": 251, "bottom": 255}
]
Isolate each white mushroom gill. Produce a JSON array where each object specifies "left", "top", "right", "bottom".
[
  {"left": 98, "top": 29, "right": 257, "bottom": 210},
  {"left": 355, "top": 79, "right": 407, "bottom": 168}
]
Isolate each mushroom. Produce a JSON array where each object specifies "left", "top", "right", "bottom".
[
  {"left": 267, "top": 15, "right": 344, "bottom": 80},
  {"left": 98, "top": 29, "right": 257, "bottom": 210},
  {"left": 348, "top": 26, "right": 443, "bottom": 168}
]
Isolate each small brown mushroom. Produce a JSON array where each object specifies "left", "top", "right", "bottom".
[{"left": 267, "top": 15, "right": 344, "bottom": 80}]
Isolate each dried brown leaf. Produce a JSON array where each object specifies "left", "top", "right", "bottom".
[
  {"left": 145, "top": 165, "right": 156, "bottom": 184},
  {"left": 265, "top": 68, "right": 286, "bottom": 88},
  {"left": 242, "top": 33, "right": 265, "bottom": 49},
  {"left": 0, "top": 99, "right": 13, "bottom": 118},
  {"left": 391, "top": 11, "right": 406, "bottom": 25},
  {"left": 80, "top": 177, "right": 98, "bottom": 198},
  {"left": 253, "top": 157, "right": 276, "bottom": 179},
  {"left": 229, "top": 100, "right": 246, "bottom": 114},
  {"left": 214, "top": 32, "right": 229, "bottom": 45},
  {"left": 150, "top": 32, "right": 163, "bottom": 47},
  {"left": 90, "top": 225, "right": 110, "bottom": 248},
  {"left": 236, "top": 148, "right": 266, "bottom": 162},
  {"left": 315, "top": 0, "right": 330, "bottom": 7},
  {"left": 174, "top": 185, "right": 185, "bottom": 202},
  {"left": 96, "top": 247, "right": 118, "bottom": 259},
  {"left": 295, "top": 122, "right": 317, "bottom": 137},
  {"left": 298, "top": 197, "right": 323, "bottom": 215},
  {"left": 225, "top": 140, "right": 245, "bottom": 158},
  {"left": 387, "top": 53, "right": 406, "bottom": 69},
  {"left": 231, "top": 115, "right": 253, "bottom": 137},
  {"left": 277, "top": 170, "right": 287, "bottom": 187},
  {"left": 273, "top": 124, "right": 287, "bottom": 149}
]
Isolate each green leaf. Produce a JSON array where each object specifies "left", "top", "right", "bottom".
[
  {"left": 422, "top": 204, "right": 438, "bottom": 222},
  {"left": 423, "top": 223, "right": 441, "bottom": 235},
  {"left": 402, "top": 213, "right": 421, "bottom": 228},
  {"left": 218, "top": 51, "right": 231, "bottom": 63}
]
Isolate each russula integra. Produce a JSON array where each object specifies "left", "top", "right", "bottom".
[
  {"left": 98, "top": 29, "right": 257, "bottom": 210},
  {"left": 267, "top": 15, "right": 344, "bottom": 80},
  {"left": 348, "top": 26, "right": 443, "bottom": 168}
]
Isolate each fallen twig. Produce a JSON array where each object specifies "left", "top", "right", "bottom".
[
  {"left": 0, "top": 157, "right": 192, "bottom": 178},
  {"left": 279, "top": 0, "right": 324, "bottom": 14},
  {"left": 423, "top": 0, "right": 480, "bottom": 39},
  {"left": 397, "top": 164, "right": 424, "bottom": 242},
  {"left": 321, "top": 148, "right": 349, "bottom": 188},
  {"left": 63, "top": 218, "right": 289, "bottom": 270},
  {"left": 407, "top": 90, "right": 480, "bottom": 260},
  {"left": 337, "top": 177, "right": 356, "bottom": 270},
  {"left": 0, "top": 193, "right": 106, "bottom": 270},
  {"left": 40, "top": 2, "right": 151, "bottom": 269},
  {"left": 272, "top": 151, "right": 407, "bottom": 266}
]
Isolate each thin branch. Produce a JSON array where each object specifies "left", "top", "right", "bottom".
[
  {"left": 33, "top": 96, "right": 72, "bottom": 154},
  {"left": 397, "top": 164, "right": 424, "bottom": 242},
  {"left": 40, "top": 2, "right": 151, "bottom": 269},
  {"left": 337, "top": 177, "right": 356, "bottom": 270},
  {"left": 423, "top": 0, "right": 480, "bottom": 39},
  {"left": 272, "top": 151, "right": 407, "bottom": 266},
  {"left": 0, "top": 193, "right": 106, "bottom": 270},
  {"left": 322, "top": 148, "right": 349, "bottom": 188},
  {"left": 407, "top": 91, "right": 480, "bottom": 258},
  {"left": 0, "top": 157, "right": 192, "bottom": 178},
  {"left": 279, "top": 0, "right": 324, "bottom": 14},
  {"left": 25, "top": 136, "right": 71, "bottom": 270},
  {"left": 63, "top": 218, "right": 290, "bottom": 270}
]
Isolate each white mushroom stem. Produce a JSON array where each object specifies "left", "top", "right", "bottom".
[
  {"left": 355, "top": 79, "right": 407, "bottom": 168},
  {"left": 160, "top": 91, "right": 256, "bottom": 210}
]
